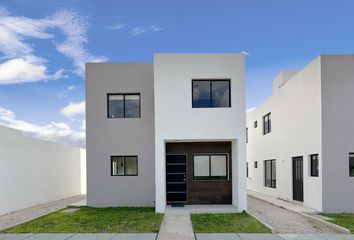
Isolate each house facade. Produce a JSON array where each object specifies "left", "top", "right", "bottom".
[
  {"left": 247, "top": 55, "right": 354, "bottom": 212},
  {"left": 86, "top": 54, "right": 247, "bottom": 213}
]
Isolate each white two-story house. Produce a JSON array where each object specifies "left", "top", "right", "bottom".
[{"left": 86, "top": 53, "right": 247, "bottom": 213}]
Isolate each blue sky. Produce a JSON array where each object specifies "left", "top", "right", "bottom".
[{"left": 0, "top": 0, "right": 354, "bottom": 147}]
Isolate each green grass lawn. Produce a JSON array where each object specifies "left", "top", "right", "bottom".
[
  {"left": 321, "top": 213, "right": 354, "bottom": 233},
  {"left": 2, "top": 207, "right": 163, "bottom": 233},
  {"left": 191, "top": 212, "right": 271, "bottom": 233}
]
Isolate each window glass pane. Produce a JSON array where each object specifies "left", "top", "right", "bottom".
[
  {"left": 124, "top": 95, "right": 140, "bottom": 118},
  {"left": 211, "top": 155, "right": 227, "bottom": 179},
  {"left": 108, "top": 95, "right": 124, "bottom": 118},
  {"left": 125, "top": 156, "right": 138, "bottom": 175},
  {"left": 265, "top": 161, "right": 271, "bottom": 187},
  {"left": 112, "top": 156, "right": 124, "bottom": 175},
  {"left": 271, "top": 160, "right": 276, "bottom": 187},
  {"left": 211, "top": 81, "right": 230, "bottom": 107},
  {"left": 193, "top": 81, "right": 211, "bottom": 108},
  {"left": 350, "top": 154, "right": 354, "bottom": 176},
  {"left": 194, "top": 155, "right": 210, "bottom": 179}
]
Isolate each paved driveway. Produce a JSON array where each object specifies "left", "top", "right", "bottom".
[{"left": 247, "top": 196, "right": 342, "bottom": 234}]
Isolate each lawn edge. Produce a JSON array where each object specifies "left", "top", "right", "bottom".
[{"left": 245, "top": 210, "right": 275, "bottom": 233}]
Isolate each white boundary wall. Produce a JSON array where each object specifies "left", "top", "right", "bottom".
[{"left": 0, "top": 126, "right": 86, "bottom": 215}]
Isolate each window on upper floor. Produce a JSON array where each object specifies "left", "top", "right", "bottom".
[
  {"left": 254, "top": 121, "right": 257, "bottom": 128},
  {"left": 107, "top": 93, "right": 140, "bottom": 118},
  {"left": 246, "top": 162, "right": 249, "bottom": 178},
  {"left": 263, "top": 113, "right": 271, "bottom": 135},
  {"left": 192, "top": 80, "right": 231, "bottom": 108},
  {"left": 350, "top": 153, "right": 354, "bottom": 177},
  {"left": 111, "top": 156, "right": 138, "bottom": 176},
  {"left": 254, "top": 161, "right": 258, "bottom": 168},
  {"left": 265, "top": 159, "right": 276, "bottom": 188},
  {"left": 310, "top": 154, "right": 319, "bottom": 177}
]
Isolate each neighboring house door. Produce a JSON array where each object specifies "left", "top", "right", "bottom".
[
  {"left": 293, "top": 156, "right": 304, "bottom": 202},
  {"left": 166, "top": 154, "right": 187, "bottom": 204}
]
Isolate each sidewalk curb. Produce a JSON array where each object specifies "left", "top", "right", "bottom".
[
  {"left": 248, "top": 195, "right": 351, "bottom": 234},
  {"left": 246, "top": 210, "right": 277, "bottom": 234}
]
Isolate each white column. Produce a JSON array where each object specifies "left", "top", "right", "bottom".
[
  {"left": 155, "top": 139, "right": 166, "bottom": 213},
  {"left": 232, "top": 139, "right": 247, "bottom": 211}
]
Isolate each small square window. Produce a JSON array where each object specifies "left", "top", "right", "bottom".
[
  {"left": 111, "top": 156, "right": 138, "bottom": 176},
  {"left": 349, "top": 153, "right": 354, "bottom": 177},
  {"left": 254, "top": 121, "right": 258, "bottom": 128},
  {"left": 192, "top": 80, "right": 230, "bottom": 108},
  {"left": 254, "top": 161, "right": 258, "bottom": 168},
  {"left": 108, "top": 94, "right": 140, "bottom": 118},
  {"left": 310, "top": 154, "right": 319, "bottom": 177}
]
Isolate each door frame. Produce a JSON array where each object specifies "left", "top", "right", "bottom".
[
  {"left": 292, "top": 156, "right": 304, "bottom": 202},
  {"left": 166, "top": 153, "right": 188, "bottom": 204}
]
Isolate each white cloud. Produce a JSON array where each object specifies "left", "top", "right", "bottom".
[
  {"left": 241, "top": 51, "right": 249, "bottom": 56},
  {"left": 130, "top": 25, "right": 164, "bottom": 36},
  {"left": 0, "top": 8, "right": 107, "bottom": 83},
  {"left": 131, "top": 27, "right": 146, "bottom": 36},
  {"left": 68, "top": 85, "right": 75, "bottom": 91},
  {"left": 0, "top": 56, "right": 64, "bottom": 84},
  {"left": 107, "top": 23, "right": 125, "bottom": 30},
  {"left": 61, "top": 101, "right": 85, "bottom": 118},
  {"left": 0, "top": 106, "right": 85, "bottom": 147},
  {"left": 150, "top": 25, "right": 163, "bottom": 32}
]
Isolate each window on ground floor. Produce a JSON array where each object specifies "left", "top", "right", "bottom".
[
  {"left": 310, "top": 154, "right": 319, "bottom": 177},
  {"left": 193, "top": 154, "right": 228, "bottom": 180},
  {"left": 350, "top": 153, "right": 354, "bottom": 177},
  {"left": 111, "top": 156, "right": 138, "bottom": 176},
  {"left": 265, "top": 159, "right": 276, "bottom": 188},
  {"left": 254, "top": 161, "right": 258, "bottom": 168}
]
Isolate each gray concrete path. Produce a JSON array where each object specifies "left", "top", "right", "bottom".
[
  {"left": 157, "top": 208, "right": 195, "bottom": 240},
  {"left": 0, "top": 234, "right": 157, "bottom": 240},
  {"left": 196, "top": 233, "right": 354, "bottom": 240},
  {"left": 248, "top": 196, "right": 342, "bottom": 234},
  {"left": 0, "top": 195, "right": 85, "bottom": 231}
]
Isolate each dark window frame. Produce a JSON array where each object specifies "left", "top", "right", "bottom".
[
  {"left": 246, "top": 127, "right": 248, "bottom": 143},
  {"left": 254, "top": 161, "right": 258, "bottom": 168},
  {"left": 246, "top": 162, "right": 249, "bottom": 178},
  {"left": 192, "top": 79, "right": 231, "bottom": 108},
  {"left": 350, "top": 153, "right": 354, "bottom": 177},
  {"left": 310, "top": 154, "right": 319, "bottom": 177},
  {"left": 263, "top": 112, "right": 271, "bottom": 135},
  {"left": 264, "top": 159, "right": 276, "bottom": 188},
  {"left": 111, "top": 155, "right": 138, "bottom": 176},
  {"left": 192, "top": 153, "right": 229, "bottom": 181},
  {"left": 107, "top": 93, "right": 141, "bottom": 118}
]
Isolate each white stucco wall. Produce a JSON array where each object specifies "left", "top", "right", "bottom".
[
  {"left": 0, "top": 126, "right": 85, "bottom": 215},
  {"left": 247, "top": 57, "right": 323, "bottom": 211},
  {"left": 154, "top": 54, "right": 246, "bottom": 213},
  {"left": 321, "top": 55, "right": 354, "bottom": 212}
]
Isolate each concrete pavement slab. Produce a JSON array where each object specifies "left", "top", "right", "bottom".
[
  {"left": 67, "top": 234, "right": 116, "bottom": 240},
  {"left": 0, "top": 234, "right": 34, "bottom": 240},
  {"left": 111, "top": 234, "right": 157, "bottom": 240},
  {"left": 26, "top": 234, "right": 73, "bottom": 240},
  {"left": 195, "top": 233, "right": 241, "bottom": 240},
  {"left": 321, "top": 235, "right": 354, "bottom": 240},
  {"left": 280, "top": 234, "right": 328, "bottom": 240},
  {"left": 238, "top": 233, "right": 284, "bottom": 240}
]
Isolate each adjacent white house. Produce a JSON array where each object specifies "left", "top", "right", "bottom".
[
  {"left": 246, "top": 55, "right": 354, "bottom": 213},
  {"left": 86, "top": 53, "right": 247, "bottom": 213}
]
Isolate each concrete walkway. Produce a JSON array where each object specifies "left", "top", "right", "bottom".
[
  {"left": 196, "top": 233, "right": 354, "bottom": 240},
  {"left": 157, "top": 208, "right": 195, "bottom": 240},
  {"left": 0, "top": 195, "right": 85, "bottom": 231},
  {"left": 248, "top": 196, "right": 342, "bottom": 234},
  {"left": 0, "top": 234, "right": 157, "bottom": 240}
]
